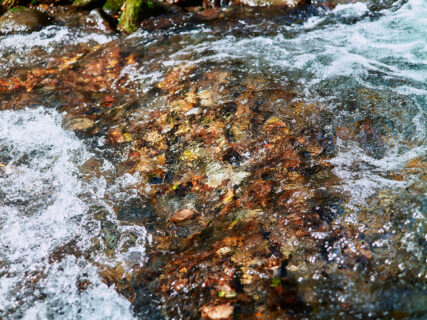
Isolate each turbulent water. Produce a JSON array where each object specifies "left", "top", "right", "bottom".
[
  {"left": 0, "top": 109, "right": 148, "bottom": 319},
  {"left": 0, "top": 0, "right": 426, "bottom": 318}
]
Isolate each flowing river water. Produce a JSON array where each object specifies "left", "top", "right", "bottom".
[{"left": 0, "top": 0, "right": 426, "bottom": 319}]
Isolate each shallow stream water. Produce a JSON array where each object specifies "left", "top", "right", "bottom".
[{"left": 0, "top": 0, "right": 426, "bottom": 318}]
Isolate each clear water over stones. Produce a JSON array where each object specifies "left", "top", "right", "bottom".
[{"left": 0, "top": 0, "right": 425, "bottom": 318}]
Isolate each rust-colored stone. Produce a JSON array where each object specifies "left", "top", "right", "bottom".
[{"left": 171, "top": 208, "right": 197, "bottom": 223}]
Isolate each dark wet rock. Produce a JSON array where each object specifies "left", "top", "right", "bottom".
[
  {"left": 0, "top": 7, "right": 51, "bottom": 34},
  {"left": 79, "top": 157, "right": 103, "bottom": 180},
  {"left": 133, "top": 284, "right": 163, "bottom": 319},
  {"left": 117, "top": 197, "right": 156, "bottom": 223},
  {"left": 223, "top": 148, "right": 243, "bottom": 166},
  {"left": 195, "top": 7, "right": 220, "bottom": 20},
  {"left": 40, "top": 6, "right": 114, "bottom": 33},
  {"left": 140, "top": 12, "right": 187, "bottom": 30},
  {"left": 48, "top": 240, "right": 82, "bottom": 264},
  {"left": 355, "top": 119, "right": 386, "bottom": 159}
]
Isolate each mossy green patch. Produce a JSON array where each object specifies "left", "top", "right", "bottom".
[
  {"left": 118, "top": 0, "right": 169, "bottom": 33},
  {"left": 103, "top": 0, "right": 124, "bottom": 13},
  {"left": 118, "top": 0, "right": 143, "bottom": 33},
  {"left": 271, "top": 278, "right": 281, "bottom": 287},
  {"left": 72, "top": 0, "right": 95, "bottom": 7},
  {"left": 8, "top": 5, "right": 26, "bottom": 12}
]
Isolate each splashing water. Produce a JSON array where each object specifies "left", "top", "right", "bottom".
[{"left": 0, "top": 108, "right": 141, "bottom": 319}]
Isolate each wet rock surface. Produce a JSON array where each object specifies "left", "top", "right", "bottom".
[
  {"left": 55, "top": 7, "right": 115, "bottom": 33},
  {"left": 0, "top": 7, "right": 51, "bottom": 34},
  {"left": 92, "top": 65, "right": 341, "bottom": 319}
]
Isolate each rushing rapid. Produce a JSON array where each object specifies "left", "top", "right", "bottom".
[{"left": 0, "top": 108, "right": 145, "bottom": 319}]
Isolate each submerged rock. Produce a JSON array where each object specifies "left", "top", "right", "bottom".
[
  {"left": 201, "top": 303, "right": 234, "bottom": 319},
  {"left": 64, "top": 117, "right": 95, "bottom": 131},
  {"left": 0, "top": 7, "right": 51, "bottom": 34},
  {"left": 84, "top": 65, "right": 344, "bottom": 318},
  {"left": 170, "top": 208, "right": 197, "bottom": 223}
]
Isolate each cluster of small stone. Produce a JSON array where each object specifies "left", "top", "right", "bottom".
[{"left": 93, "top": 65, "right": 348, "bottom": 319}]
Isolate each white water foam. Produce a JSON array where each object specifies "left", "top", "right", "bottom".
[
  {"left": 0, "top": 25, "right": 112, "bottom": 51},
  {"left": 0, "top": 25, "right": 113, "bottom": 70},
  {"left": 160, "top": 0, "right": 426, "bottom": 86},
  {"left": 0, "top": 108, "right": 139, "bottom": 319},
  {"left": 328, "top": 138, "right": 426, "bottom": 205}
]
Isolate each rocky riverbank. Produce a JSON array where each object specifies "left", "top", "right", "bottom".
[{"left": 0, "top": 0, "right": 362, "bottom": 35}]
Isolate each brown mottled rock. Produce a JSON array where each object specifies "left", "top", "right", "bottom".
[
  {"left": 64, "top": 117, "right": 95, "bottom": 131},
  {"left": 201, "top": 304, "right": 234, "bottom": 319},
  {"left": 196, "top": 8, "right": 220, "bottom": 21},
  {"left": 0, "top": 8, "right": 51, "bottom": 34},
  {"left": 170, "top": 208, "right": 196, "bottom": 223},
  {"left": 80, "top": 157, "right": 102, "bottom": 179}
]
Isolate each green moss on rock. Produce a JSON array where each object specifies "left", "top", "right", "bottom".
[
  {"left": 103, "top": 0, "right": 124, "bottom": 14},
  {"left": 118, "top": 0, "right": 143, "bottom": 33},
  {"left": 118, "top": 0, "right": 170, "bottom": 33},
  {"left": 72, "top": 0, "right": 99, "bottom": 7}
]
